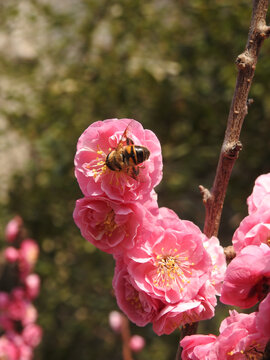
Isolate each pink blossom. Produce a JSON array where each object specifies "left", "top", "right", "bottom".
[
  {"left": 74, "top": 118, "right": 163, "bottom": 202},
  {"left": 108, "top": 311, "right": 123, "bottom": 333},
  {"left": 73, "top": 196, "right": 154, "bottom": 254},
  {"left": 22, "top": 324, "right": 43, "bottom": 348},
  {"left": 24, "top": 274, "right": 40, "bottom": 300},
  {"left": 5, "top": 216, "right": 23, "bottom": 243},
  {"left": 233, "top": 206, "right": 270, "bottom": 254},
  {"left": 247, "top": 172, "right": 270, "bottom": 214},
  {"left": 180, "top": 334, "right": 217, "bottom": 360},
  {"left": 256, "top": 293, "right": 270, "bottom": 338},
  {"left": 216, "top": 310, "right": 268, "bottom": 359},
  {"left": 129, "top": 335, "right": 145, "bottom": 352},
  {"left": 180, "top": 310, "right": 268, "bottom": 359},
  {"left": 113, "top": 258, "right": 162, "bottom": 327},
  {"left": 126, "top": 219, "right": 212, "bottom": 304},
  {"left": 4, "top": 247, "right": 19, "bottom": 263},
  {"left": 203, "top": 237, "right": 226, "bottom": 295},
  {"left": 157, "top": 208, "right": 226, "bottom": 295},
  {"left": 220, "top": 244, "right": 270, "bottom": 308},
  {"left": 152, "top": 281, "right": 216, "bottom": 335}
]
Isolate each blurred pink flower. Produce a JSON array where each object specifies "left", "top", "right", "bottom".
[
  {"left": 256, "top": 293, "right": 270, "bottom": 338},
  {"left": 74, "top": 118, "right": 162, "bottom": 202},
  {"left": 220, "top": 244, "right": 270, "bottom": 308},
  {"left": 5, "top": 216, "right": 23, "bottom": 243},
  {"left": 19, "top": 239, "right": 39, "bottom": 279},
  {"left": 22, "top": 324, "right": 43, "bottom": 348},
  {"left": 233, "top": 206, "right": 270, "bottom": 254},
  {"left": 24, "top": 274, "right": 40, "bottom": 300},
  {"left": 7, "top": 296, "right": 27, "bottom": 322},
  {"left": 21, "top": 304, "right": 38, "bottom": 326},
  {"left": 129, "top": 335, "right": 145, "bottom": 352},
  {"left": 108, "top": 311, "right": 123, "bottom": 333},
  {"left": 113, "top": 258, "right": 161, "bottom": 327},
  {"left": 247, "top": 172, "right": 270, "bottom": 214},
  {"left": 73, "top": 196, "right": 156, "bottom": 254},
  {"left": 4, "top": 247, "right": 19, "bottom": 263},
  {"left": 0, "top": 336, "right": 19, "bottom": 360},
  {"left": 126, "top": 220, "right": 212, "bottom": 304},
  {"left": 0, "top": 292, "right": 10, "bottom": 310}
]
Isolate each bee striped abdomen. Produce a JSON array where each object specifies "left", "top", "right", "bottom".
[{"left": 123, "top": 146, "right": 138, "bottom": 166}]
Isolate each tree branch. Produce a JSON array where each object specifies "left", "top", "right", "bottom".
[{"left": 201, "top": 0, "right": 270, "bottom": 239}]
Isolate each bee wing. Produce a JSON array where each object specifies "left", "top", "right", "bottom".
[{"left": 115, "top": 121, "right": 134, "bottom": 150}]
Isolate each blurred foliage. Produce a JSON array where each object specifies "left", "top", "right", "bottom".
[{"left": 0, "top": 0, "right": 270, "bottom": 359}]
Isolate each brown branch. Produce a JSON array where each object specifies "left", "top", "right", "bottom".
[
  {"left": 175, "top": 323, "right": 198, "bottom": 360},
  {"left": 120, "top": 315, "right": 133, "bottom": 360},
  {"left": 176, "top": 1, "right": 270, "bottom": 359},
  {"left": 200, "top": 0, "right": 270, "bottom": 239}
]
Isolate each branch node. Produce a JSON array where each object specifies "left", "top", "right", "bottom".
[
  {"left": 224, "top": 245, "right": 236, "bottom": 264},
  {"left": 199, "top": 185, "right": 212, "bottom": 204},
  {"left": 224, "top": 141, "right": 243, "bottom": 160},
  {"left": 235, "top": 53, "right": 254, "bottom": 70},
  {"left": 247, "top": 98, "right": 254, "bottom": 107},
  {"left": 257, "top": 24, "right": 270, "bottom": 38}
]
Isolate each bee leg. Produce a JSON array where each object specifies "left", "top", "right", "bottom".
[
  {"left": 126, "top": 137, "right": 134, "bottom": 145},
  {"left": 131, "top": 166, "right": 139, "bottom": 179}
]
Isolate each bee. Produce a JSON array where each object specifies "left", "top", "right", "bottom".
[{"left": 105, "top": 125, "right": 150, "bottom": 179}]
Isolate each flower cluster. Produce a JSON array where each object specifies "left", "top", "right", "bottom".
[
  {"left": 181, "top": 173, "right": 270, "bottom": 359},
  {"left": 180, "top": 307, "right": 269, "bottom": 359},
  {"left": 0, "top": 217, "right": 42, "bottom": 360},
  {"left": 221, "top": 173, "right": 270, "bottom": 309},
  {"left": 74, "top": 118, "right": 226, "bottom": 335}
]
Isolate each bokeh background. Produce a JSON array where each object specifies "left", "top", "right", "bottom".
[{"left": 1, "top": 0, "right": 270, "bottom": 359}]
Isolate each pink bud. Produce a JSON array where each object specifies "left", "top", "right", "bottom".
[
  {"left": 4, "top": 247, "right": 19, "bottom": 263},
  {"left": 5, "top": 216, "right": 23, "bottom": 243},
  {"left": 25, "top": 274, "right": 40, "bottom": 299},
  {"left": 109, "top": 311, "right": 123, "bottom": 333},
  {"left": 129, "top": 335, "right": 145, "bottom": 352}
]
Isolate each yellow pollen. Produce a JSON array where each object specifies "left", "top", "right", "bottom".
[
  {"left": 103, "top": 210, "right": 118, "bottom": 236},
  {"left": 84, "top": 146, "right": 108, "bottom": 179},
  {"left": 154, "top": 249, "right": 192, "bottom": 289},
  {"left": 96, "top": 210, "right": 118, "bottom": 236}
]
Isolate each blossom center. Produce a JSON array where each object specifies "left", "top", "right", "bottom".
[
  {"left": 101, "top": 210, "right": 118, "bottom": 237},
  {"left": 153, "top": 248, "right": 192, "bottom": 290},
  {"left": 227, "top": 343, "right": 264, "bottom": 359}
]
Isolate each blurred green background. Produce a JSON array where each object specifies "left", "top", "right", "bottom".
[{"left": 0, "top": 0, "right": 270, "bottom": 359}]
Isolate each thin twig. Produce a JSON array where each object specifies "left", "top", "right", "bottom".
[
  {"left": 201, "top": 0, "right": 270, "bottom": 239},
  {"left": 120, "top": 315, "right": 133, "bottom": 360}
]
